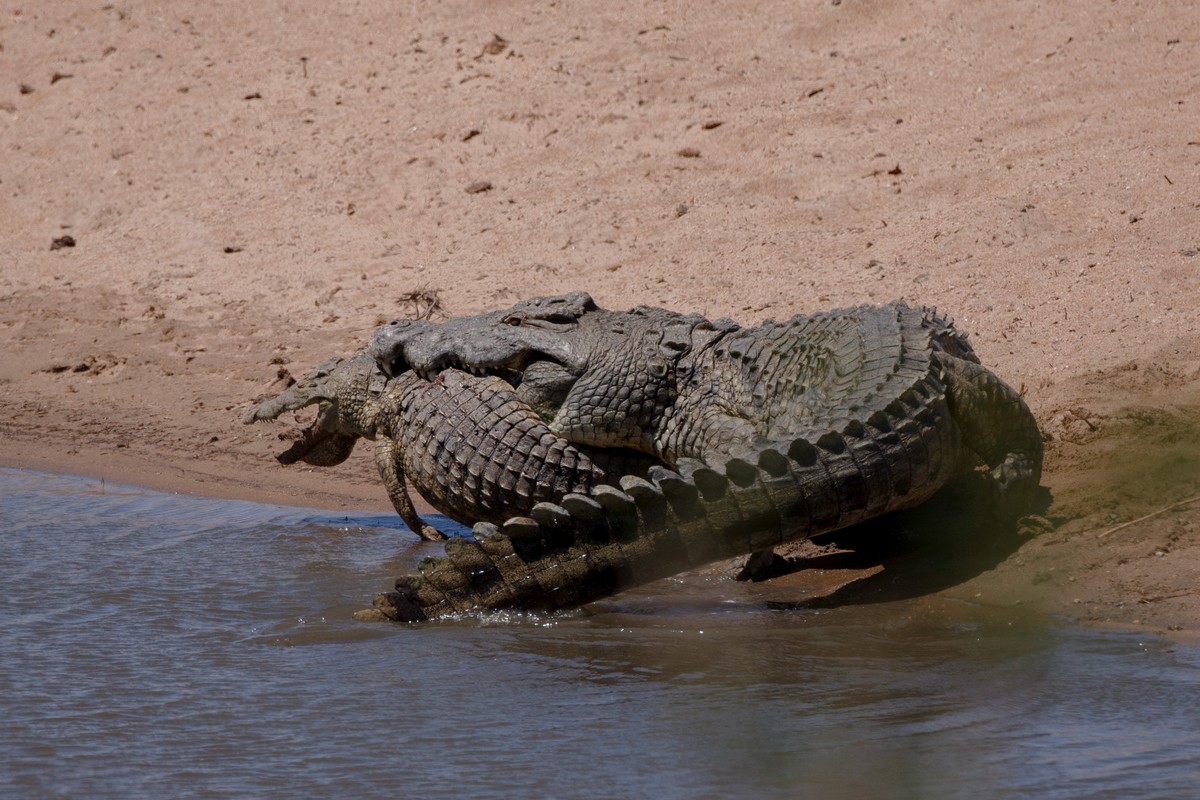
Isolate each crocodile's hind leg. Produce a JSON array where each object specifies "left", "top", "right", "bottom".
[
  {"left": 374, "top": 436, "right": 446, "bottom": 541},
  {"left": 939, "top": 354, "right": 1044, "bottom": 509}
]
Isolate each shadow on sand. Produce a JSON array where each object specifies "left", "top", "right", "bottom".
[{"left": 741, "top": 475, "right": 1055, "bottom": 609}]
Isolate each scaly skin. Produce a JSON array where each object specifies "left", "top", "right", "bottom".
[
  {"left": 360, "top": 295, "right": 1043, "bottom": 622},
  {"left": 245, "top": 352, "right": 441, "bottom": 540},
  {"left": 244, "top": 353, "right": 645, "bottom": 540},
  {"left": 370, "top": 297, "right": 1042, "bottom": 497},
  {"left": 245, "top": 296, "right": 1042, "bottom": 621}
]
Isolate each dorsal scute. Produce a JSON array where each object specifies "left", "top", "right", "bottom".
[{"left": 751, "top": 301, "right": 943, "bottom": 443}]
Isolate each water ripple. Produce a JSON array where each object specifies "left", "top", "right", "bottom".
[{"left": 1, "top": 469, "right": 1198, "bottom": 799}]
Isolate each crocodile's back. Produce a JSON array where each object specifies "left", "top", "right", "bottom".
[{"left": 686, "top": 302, "right": 957, "bottom": 447}]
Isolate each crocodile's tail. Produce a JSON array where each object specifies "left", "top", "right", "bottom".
[
  {"left": 908, "top": 307, "right": 1042, "bottom": 504},
  {"left": 938, "top": 353, "right": 1044, "bottom": 508},
  {"left": 369, "top": 378, "right": 968, "bottom": 621}
]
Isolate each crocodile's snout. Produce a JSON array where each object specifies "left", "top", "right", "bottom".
[{"left": 369, "top": 319, "right": 419, "bottom": 379}]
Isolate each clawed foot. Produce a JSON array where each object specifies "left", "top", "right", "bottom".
[
  {"left": 413, "top": 523, "right": 447, "bottom": 541},
  {"left": 985, "top": 453, "right": 1047, "bottom": 513}
]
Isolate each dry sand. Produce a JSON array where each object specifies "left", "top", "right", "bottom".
[{"left": 2, "top": 1, "right": 1198, "bottom": 634}]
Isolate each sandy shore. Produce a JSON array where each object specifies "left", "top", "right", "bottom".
[{"left": 2, "top": 1, "right": 1198, "bottom": 634}]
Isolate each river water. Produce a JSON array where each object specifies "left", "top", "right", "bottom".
[{"left": 2, "top": 468, "right": 1198, "bottom": 799}]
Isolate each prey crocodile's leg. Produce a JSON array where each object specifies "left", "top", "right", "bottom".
[{"left": 373, "top": 436, "right": 446, "bottom": 541}]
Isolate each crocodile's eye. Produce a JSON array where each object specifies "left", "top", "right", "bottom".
[{"left": 501, "top": 314, "right": 524, "bottom": 326}]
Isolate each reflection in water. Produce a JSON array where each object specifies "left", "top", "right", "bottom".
[{"left": 1, "top": 469, "right": 1197, "bottom": 799}]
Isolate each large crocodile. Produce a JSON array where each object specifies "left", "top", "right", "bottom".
[{"left": 249, "top": 294, "right": 1043, "bottom": 622}]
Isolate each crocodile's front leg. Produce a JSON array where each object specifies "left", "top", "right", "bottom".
[{"left": 373, "top": 436, "right": 446, "bottom": 541}]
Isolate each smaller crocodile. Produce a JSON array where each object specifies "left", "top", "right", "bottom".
[{"left": 244, "top": 352, "right": 648, "bottom": 540}]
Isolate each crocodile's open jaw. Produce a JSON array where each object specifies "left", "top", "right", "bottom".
[
  {"left": 386, "top": 353, "right": 576, "bottom": 417},
  {"left": 368, "top": 306, "right": 589, "bottom": 390},
  {"left": 373, "top": 339, "right": 578, "bottom": 423},
  {"left": 376, "top": 348, "right": 539, "bottom": 386}
]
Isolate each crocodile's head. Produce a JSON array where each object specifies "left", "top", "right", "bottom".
[
  {"left": 243, "top": 351, "right": 385, "bottom": 466},
  {"left": 368, "top": 292, "right": 597, "bottom": 419},
  {"left": 368, "top": 292, "right": 736, "bottom": 455}
]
